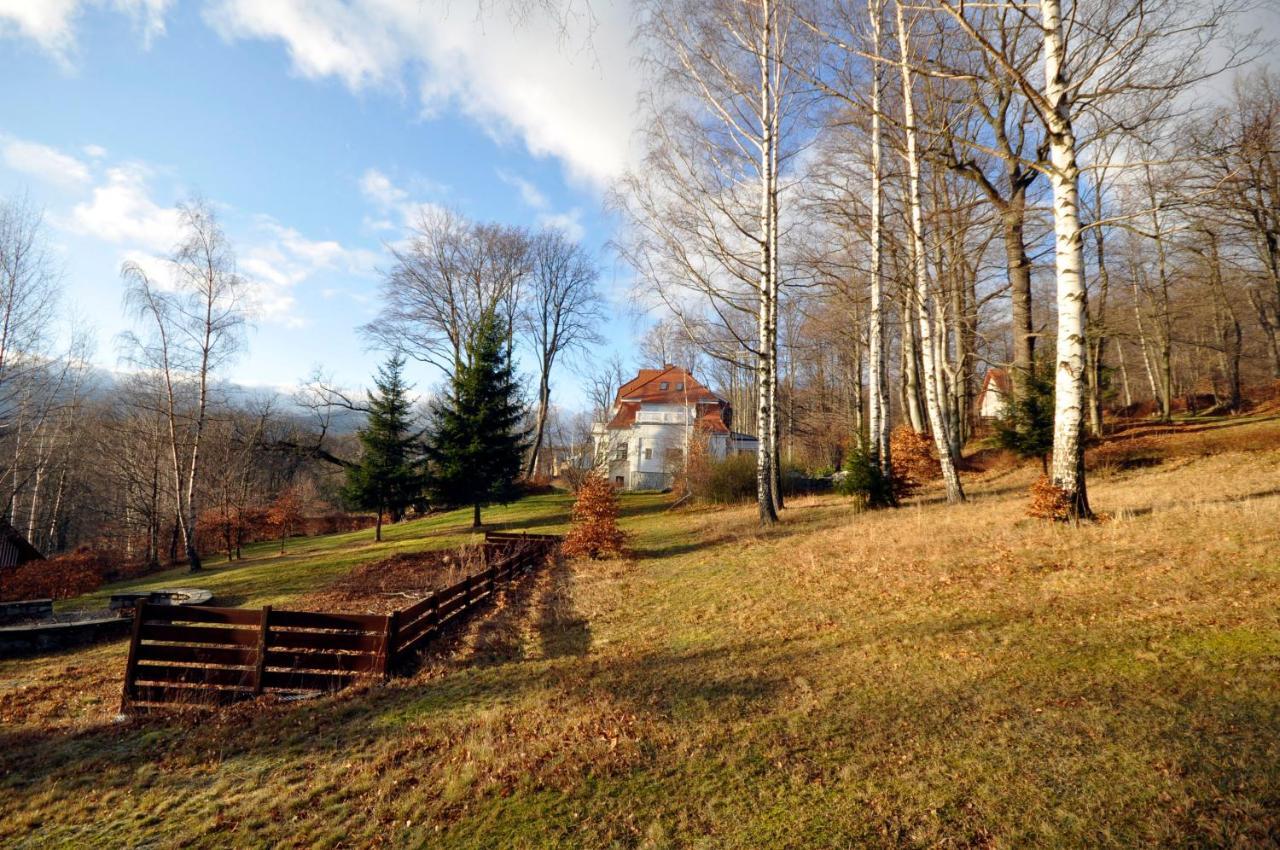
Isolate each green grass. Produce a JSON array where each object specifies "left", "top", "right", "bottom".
[
  {"left": 2, "top": 432, "right": 1280, "bottom": 848},
  {"left": 58, "top": 492, "right": 664, "bottom": 613}
]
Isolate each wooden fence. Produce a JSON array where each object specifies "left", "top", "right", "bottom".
[{"left": 121, "top": 532, "right": 559, "bottom": 711}]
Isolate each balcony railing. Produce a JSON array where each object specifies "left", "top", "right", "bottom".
[{"left": 634, "top": 410, "right": 694, "bottom": 424}]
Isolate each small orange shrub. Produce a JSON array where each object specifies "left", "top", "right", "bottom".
[
  {"left": 562, "top": 472, "right": 628, "bottom": 559},
  {"left": 889, "top": 426, "right": 941, "bottom": 499},
  {"left": 0, "top": 548, "right": 114, "bottom": 602},
  {"left": 1027, "top": 475, "right": 1073, "bottom": 521}
]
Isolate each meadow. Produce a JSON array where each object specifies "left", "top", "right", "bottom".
[{"left": 1, "top": 415, "right": 1278, "bottom": 848}]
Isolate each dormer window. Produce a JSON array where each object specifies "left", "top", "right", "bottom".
[
  {"left": 659, "top": 381, "right": 669, "bottom": 390},
  {"left": 676, "top": 382, "right": 684, "bottom": 391}
]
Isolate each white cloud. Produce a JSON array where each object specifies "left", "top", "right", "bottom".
[
  {"left": 206, "top": 0, "right": 638, "bottom": 187},
  {"left": 83, "top": 144, "right": 108, "bottom": 159},
  {"left": 537, "top": 208, "right": 586, "bottom": 242},
  {"left": 1, "top": 137, "right": 92, "bottom": 186},
  {"left": 0, "top": 0, "right": 172, "bottom": 61},
  {"left": 498, "top": 169, "right": 549, "bottom": 210},
  {"left": 359, "top": 168, "right": 408, "bottom": 210},
  {"left": 359, "top": 167, "right": 445, "bottom": 230},
  {"left": 69, "top": 164, "right": 184, "bottom": 251}
]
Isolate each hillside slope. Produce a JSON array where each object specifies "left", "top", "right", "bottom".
[{"left": 2, "top": 417, "right": 1279, "bottom": 848}]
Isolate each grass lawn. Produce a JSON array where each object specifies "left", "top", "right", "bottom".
[{"left": 2, "top": 417, "right": 1279, "bottom": 848}]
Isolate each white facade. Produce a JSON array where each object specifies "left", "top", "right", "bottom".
[{"left": 594, "top": 402, "right": 757, "bottom": 491}]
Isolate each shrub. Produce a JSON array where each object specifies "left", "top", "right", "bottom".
[
  {"left": 562, "top": 472, "right": 627, "bottom": 559},
  {"left": 889, "top": 426, "right": 940, "bottom": 499},
  {"left": 700, "top": 453, "right": 758, "bottom": 504},
  {"left": 0, "top": 548, "right": 113, "bottom": 602},
  {"left": 836, "top": 443, "right": 894, "bottom": 509}
]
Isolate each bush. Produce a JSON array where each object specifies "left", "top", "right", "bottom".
[
  {"left": 562, "top": 472, "right": 628, "bottom": 559},
  {"left": 889, "top": 426, "right": 940, "bottom": 499},
  {"left": 836, "top": 443, "right": 894, "bottom": 508},
  {"left": 700, "top": 453, "right": 759, "bottom": 504},
  {"left": 0, "top": 548, "right": 116, "bottom": 602}
]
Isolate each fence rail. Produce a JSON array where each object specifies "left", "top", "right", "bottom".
[{"left": 121, "top": 531, "right": 559, "bottom": 711}]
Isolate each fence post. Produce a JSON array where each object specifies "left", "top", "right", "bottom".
[
  {"left": 253, "top": 605, "right": 271, "bottom": 696},
  {"left": 119, "top": 600, "right": 147, "bottom": 712},
  {"left": 381, "top": 611, "right": 398, "bottom": 678}
]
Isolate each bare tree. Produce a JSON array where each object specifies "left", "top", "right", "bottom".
[
  {"left": 521, "top": 228, "right": 603, "bottom": 477},
  {"left": 121, "top": 200, "right": 247, "bottom": 572},
  {"left": 363, "top": 207, "right": 531, "bottom": 380}
]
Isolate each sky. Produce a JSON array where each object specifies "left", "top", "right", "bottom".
[{"left": 0, "top": 0, "right": 646, "bottom": 409}]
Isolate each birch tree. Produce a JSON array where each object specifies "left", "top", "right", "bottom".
[
  {"left": 121, "top": 200, "right": 247, "bottom": 572},
  {"left": 895, "top": 0, "right": 965, "bottom": 502}
]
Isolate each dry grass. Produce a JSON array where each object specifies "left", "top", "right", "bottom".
[{"left": 1, "top": 417, "right": 1278, "bottom": 847}]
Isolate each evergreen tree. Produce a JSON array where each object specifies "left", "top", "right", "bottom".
[
  {"left": 993, "top": 367, "right": 1056, "bottom": 473},
  {"left": 343, "top": 355, "right": 425, "bottom": 541},
  {"left": 425, "top": 312, "right": 528, "bottom": 528}
]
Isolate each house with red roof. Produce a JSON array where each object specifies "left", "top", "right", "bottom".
[
  {"left": 593, "top": 365, "right": 758, "bottom": 490},
  {"left": 977, "top": 368, "right": 1013, "bottom": 419}
]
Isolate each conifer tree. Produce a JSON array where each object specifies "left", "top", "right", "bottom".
[
  {"left": 343, "top": 355, "right": 424, "bottom": 541},
  {"left": 425, "top": 312, "right": 528, "bottom": 528}
]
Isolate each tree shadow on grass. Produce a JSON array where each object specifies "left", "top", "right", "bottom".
[{"left": 536, "top": 556, "right": 591, "bottom": 659}]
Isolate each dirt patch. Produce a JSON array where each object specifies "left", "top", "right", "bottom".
[{"left": 295, "top": 546, "right": 490, "bottom": 614}]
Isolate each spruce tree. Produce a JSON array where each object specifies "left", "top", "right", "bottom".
[
  {"left": 993, "top": 367, "right": 1056, "bottom": 474},
  {"left": 343, "top": 355, "right": 424, "bottom": 541},
  {"left": 425, "top": 312, "right": 528, "bottom": 528}
]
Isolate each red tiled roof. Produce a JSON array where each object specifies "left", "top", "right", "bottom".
[
  {"left": 982, "top": 368, "right": 1012, "bottom": 396},
  {"left": 616, "top": 365, "right": 721, "bottom": 405},
  {"left": 605, "top": 402, "right": 639, "bottom": 430}
]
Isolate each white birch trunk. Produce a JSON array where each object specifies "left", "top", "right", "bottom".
[
  {"left": 1040, "top": 0, "right": 1091, "bottom": 518},
  {"left": 896, "top": 0, "right": 964, "bottom": 504},
  {"left": 756, "top": 0, "right": 778, "bottom": 525},
  {"left": 867, "top": 0, "right": 890, "bottom": 476}
]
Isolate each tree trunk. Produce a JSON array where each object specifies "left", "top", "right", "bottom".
[
  {"left": 524, "top": 366, "right": 551, "bottom": 479},
  {"left": 897, "top": 0, "right": 964, "bottom": 504},
  {"left": 375, "top": 509, "right": 383, "bottom": 542},
  {"left": 755, "top": 0, "right": 779, "bottom": 526},
  {"left": 1004, "top": 197, "right": 1035, "bottom": 391},
  {"left": 472, "top": 502, "right": 482, "bottom": 529},
  {"left": 868, "top": 6, "right": 890, "bottom": 477},
  {"left": 1041, "top": 0, "right": 1091, "bottom": 520}
]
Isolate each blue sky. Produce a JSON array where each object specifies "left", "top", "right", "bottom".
[{"left": 0, "top": 0, "right": 644, "bottom": 409}]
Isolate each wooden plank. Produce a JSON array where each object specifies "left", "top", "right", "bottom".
[
  {"left": 398, "top": 591, "right": 440, "bottom": 624},
  {"left": 253, "top": 606, "right": 271, "bottom": 696},
  {"left": 140, "top": 623, "right": 260, "bottom": 647},
  {"left": 132, "top": 663, "right": 258, "bottom": 688},
  {"left": 268, "top": 609, "right": 387, "bottom": 631},
  {"left": 266, "top": 629, "right": 384, "bottom": 653},
  {"left": 264, "top": 650, "right": 381, "bottom": 673},
  {"left": 120, "top": 600, "right": 147, "bottom": 710},
  {"left": 379, "top": 611, "right": 396, "bottom": 678},
  {"left": 261, "top": 669, "right": 356, "bottom": 692},
  {"left": 141, "top": 606, "right": 262, "bottom": 626},
  {"left": 135, "top": 643, "right": 257, "bottom": 667},
  {"left": 128, "top": 684, "right": 252, "bottom": 707}
]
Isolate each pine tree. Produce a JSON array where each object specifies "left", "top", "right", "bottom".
[
  {"left": 993, "top": 368, "right": 1056, "bottom": 474},
  {"left": 425, "top": 312, "right": 528, "bottom": 528},
  {"left": 343, "top": 355, "right": 425, "bottom": 541}
]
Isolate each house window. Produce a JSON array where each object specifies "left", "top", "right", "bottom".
[
  {"left": 614, "top": 442, "right": 628, "bottom": 461},
  {"left": 676, "top": 382, "right": 684, "bottom": 391},
  {"left": 614, "top": 476, "right": 624, "bottom": 487},
  {"left": 659, "top": 381, "right": 669, "bottom": 390},
  {"left": 644, "top": 447, "right": 653, "bottom": 460}
]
